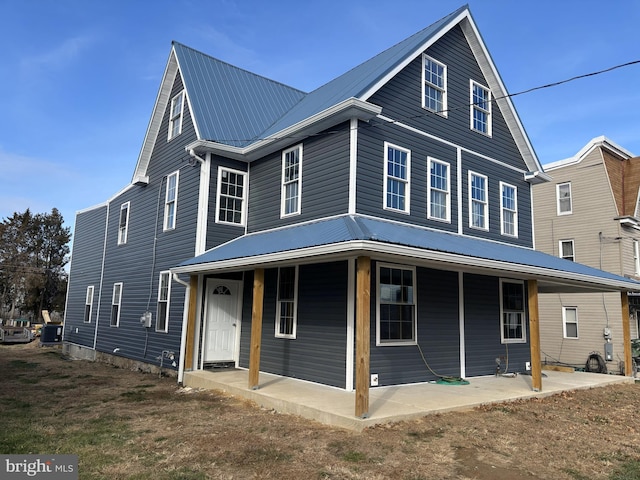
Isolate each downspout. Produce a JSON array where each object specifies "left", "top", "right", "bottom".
[{"left": 173, "top": 272, "right": 190, "bottom": 384}]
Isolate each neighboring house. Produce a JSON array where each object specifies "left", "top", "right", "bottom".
[
  {"left": 533, "top": 137, "right": 640, "bottom": 374},
  {"left": 64, "top": 6, "right": 639, "bottom": 417}
]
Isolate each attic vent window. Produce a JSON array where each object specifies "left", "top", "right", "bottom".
[
  {"left": 423, "top": 55, "right": 447, "bottom": 116},
  {"left": 168, "top": 90, "right": 184, "bottom": 140}
]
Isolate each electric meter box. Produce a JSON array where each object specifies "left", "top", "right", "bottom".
[
  {"left": 604, "top": 342, "right": 613, "bottom": 361},
  {"left": 140, "top": 312, "right": 152, "bottom": 328}
]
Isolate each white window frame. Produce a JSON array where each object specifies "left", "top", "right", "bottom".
[
  {"left": 216, "top": 166, "right": 247, "bottom": 226},
  {"left": 168, "top": 90, "right": 184, "bottom": 140},
  {"left": 500, "top": 279, "right": 526, "bottom": 344},
  {"left": 562, "top": 306, "right": 579, "bottom": 339},
  {"left": 559, "top": 239, "right": 575, "bottom": 261},
  {"left": 376, "top": 263, "right": 417, "bottom": 346},
  {"left": 427, "top": 157, "right": 450, "bottom": 222},
  {"left": 634, "top": 188, "right": 640, "bottom": 218},
  {"left": 469, "top": 171, "right": 488, "bottom": 230},
  {"left": 117, "top": 202, "right": 130, "bottom": 245},
  {"left": 281, "top": 145, "right": 303, "bottom": 217},
  {"left": 500, "top": 182, "right": 518, "bottom": 237},
  {"left": 275, "top": 266, "right": 298, "bottom": 339},
  {"left": 634, "top": 240, "right": 640, "bottom": 276},
  {"left": 84, "top": 286, "right": 94, "bottom": 324},
  {"left": 383, "top": 142, "right": 411, "bottom": 214},
  {"left": 110, "top": 282, "right": 123, "bottom": 328},
  {"left": 156, "top": 271, "right": 170, "bottom": 333},
  {"left": 556, "top": 182, "right": 572, "bottom": 215},
  {"left": 164, "top": 171, "right": 179, "bottom": 231},
  {"left": 422, "top": 54, "right": 447, "bottom": 116},
  {"left": 470, "top": 80, "right": 491, "bottom": 136}
]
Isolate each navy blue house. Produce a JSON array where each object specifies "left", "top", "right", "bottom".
[{"left": 64, "top": 6, "right": 638, "bottom": 416}]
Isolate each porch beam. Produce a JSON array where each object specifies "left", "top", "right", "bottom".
[
  {"left": 527, "top": 279, "right": 542, "bottom": 391},
  {"left": 355, "top": 256, "right": 371, "bottom": 418},
  {"left": 184, "top": 275, "right": 199, "bottom": 370},
  {"left": 621, "top": 291, "right": 633, "bottom": 376},
  {"left": 248, "top": 268, "right": 265, "bottom": 390}
]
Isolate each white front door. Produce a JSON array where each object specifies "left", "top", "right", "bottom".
[{"left": 203, "top": 279, "right": 240, "bottom": 363}]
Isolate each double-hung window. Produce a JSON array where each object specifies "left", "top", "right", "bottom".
[
  {"left": 500, "top": 279, "right": 526, "bottom": 343},
  {"left": 168, "top": 91, "right": 184, "bottom": 140},
  {"left": 427, "top": 158, "right": 450, "bottom": 222},
  {"left": 557, "top": 182, "right": 572, "bottom": 215},
  {"left": 377, "top": 264, "right": 416, "bottom": 345},
  {"left": 423, "top": 55, "right": 446, "bottom": 115},
  {"left": 469, "top": 172, "right": 488, "bottom": 230},
  {"left": 634, "top": 240, "right": 640, "bottom": 276},
  {"left": 470, "top": 81, "right": 491, "bottom": 135},
  {"left": 559, "top": 239, "right": 575, "bottom": 261},
  {"left": 275, "top": 266, "right": 298, "bottom": 338},
  {"left": 164, "top": 171, "right": 179, "bottom": 230},
  {"left": 384, "top": 143, "right": 411, "bottom": 213},
  {"left": 156, "top": 271, "right": 170, "bottom": 333},
  {"left": 563, "top": 306, "right": 578, "bottom": 339},
  {"left": 281, "top": 145, "right": 302, "bottom": 217},
  {"left": 216, "top": 167, "right": 247, "bottom": 225},
  {"left": 110, "top": 283, "right": 123, "bottom": 327},
  {"left": 84, "top": 286, "right": 94, "bottom": 323},
  {"left": 118, "top": 202, "right": 130, "bottom": 245},
  {"left": 500, "top": 183, "right": 517, "bottom": 237}
]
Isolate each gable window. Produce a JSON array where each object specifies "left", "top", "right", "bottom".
[
  {"left": 84, "top": 286, "right": 94, "bottom": 323},
  {"left": 168, "top": 91, "right": 184, "bottom": 140},
  {"left": 470, "top": 81, "right": 491, "bottom": 135},
  {"left": 156, "top": 271, "right": 170, "bottom": 333},
  {"left": 110, "top": 282, "right": 123, "bottom": 327},
  {"left": 559, "top": 239, "right": 575, "bottom": 261},
  {"left": 216, "top": 167, "right": 247, "bottom": 225},
  {"left": 634, "top": 240, "right": 640, "bottom": 276},
  {"left": 118, "top": 202, "right": 130, "bottom": 245},
  {"left": 384, "top": 143, "right": 411, "bottom": 213},
  {"left": 500, "top": 279, "right": 526, "bottom": 343},
  {"left": 563, "top": 306, "right": 578, "bottom": 339},
  {"left": 423, "top": 55, "right": 447, "bottom": 115},
  {"left": 281, "top": 145, "right": 302, "bottom": 217},
  {"left": 276, "top": 266, "right": 298, "bottom": 338},
  {"left": 377, "top": 264, "right": 416, "bottom": 345},
  {"left": 500, "top": 182, "right": 518, "bottom": 237},
  {"left": 469, "top": 171, "right": 488, "bottom": 230},
  {"left": 164, "top": 171, "right": 179, "bottom": 230},
  {"left": 557, "top": 182, "right": 572, "bottom": 215},
  {"left": 427, "top": 158, "right": 450, "bottom": 222}
]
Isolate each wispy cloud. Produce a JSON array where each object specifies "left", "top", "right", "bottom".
[{"left": 19, "top": 35, "right": 95, "bottom": 76}]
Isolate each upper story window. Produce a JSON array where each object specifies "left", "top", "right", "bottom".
[
  {"left": 216, "top": 167, "right": 247, "bottom": 226},
  {"left": 427, "top": 157, "right": 450, "bottom": 222},
  {"left": 110, "top": 282, "right": 123, "bottom": 327},
  {"left": 562, "top": 306, "right": 578, "bottom": 339},
  {"left": 560, "top": 239, "right": 575, "bottom": 261},
  {"left": 634, "top": 240, "right": 640, "bottom": 276},
  {"left": 276, "top": 266, "right": 298, "bottom": 339},
  {"left": 156, "top": 271, "right": 170, "bottom": 333},
  {"left": 281, "top": 145, "right": 302, "bottom": 217},
  {"left": 500, "top": 182, "right": 518, "bottom": 237},
  {"left": 634, "top": 188, "right": 640, "bottom": 218},
  {"left": 84, "top": 286, "right": 94, "bottom": 323},
  {"left": 500, "top": 279, "right": 526, "bottom": 344},
  {"left": 470, "top": 81, "right": 491, "bottom": 136},
  {"left": 377, "top": 264, "right": 416, "bottom": 346},
  {"left": 422, "top": 55, "right": 447, "bottom": 115},
  {"left": 469, "top": 171, "right": 488, "bottom": 230},
  {"left": 384, "top": 142, "right": 411, "bottom": 214},
  {"left": 556, "top": 182, "right": 572, "bottom": 215},
  {"left": 164, "top": 171, "right": 179, "bottom": 231},
  {"left": 117, "top": 202, "right": 130, "bottom": 245},
  {"left": 168, "top": 91, "right": 184, "bottom": 140}
]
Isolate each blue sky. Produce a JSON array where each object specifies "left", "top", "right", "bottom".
[{"left": 1, "top": 0, "right": 639, "bottom": 232}]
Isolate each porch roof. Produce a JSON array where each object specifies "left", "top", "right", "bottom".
[{"left": 173, "top": 215, "right": 640, "bottom": 294}]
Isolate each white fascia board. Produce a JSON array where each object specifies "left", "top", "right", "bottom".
[{"left": 545, "top": 135, "right": 635, "bottom": 171}]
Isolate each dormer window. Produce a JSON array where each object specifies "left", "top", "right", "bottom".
[
  {"left": 168, "top": 91, "right": 184, "bottom": 140},
  {"left": 423, "top": 55, "right": 447, "bottom": 116},
  {"left": 470, "top": 81, "right": 491, "bottom": 136}
]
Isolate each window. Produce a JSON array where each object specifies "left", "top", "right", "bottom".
[
  {"left": 557, "top": 182, "right": 572, "bottom": 215},
  {"left": 500, "top": 183, "right": 517, "bottom": 237},
  {"left": 276, "top": 266, "right": 298, "bottom": 338},
  {"left": 377, "top": 264, "right": 416, "bottom": 345},
  {"left": 634, "top": 188, "right": 640, "bottom": 218},
  {"left": 281, "top": 145, "right": 302, "bottom": 217},
  {"left": 384, "top": 143, "right": 411, "bottom": 213},
  {"left": 110, "top": 283, "right": 123, "bottom": 327},
  {"left": 559, "top": 239, "right": 575, "bottom": 261},
  {"left": 168, "top": 91, "right": 184, "bottom": 140},
  {"left": 634, "top": 240, "right": 640, "bottom": 276},
  {"left": 156, "top": 272, "right": 170, "bottom": 333},
  {"left": 469, "top": 172, "right": 488, "bottom": 230},
  {"left": 427, "top": 158, "right": 450, "bottom": 221},
  {"left": 563, "top": 306, "right": 578, "bottom": 339},
  {"left": 84, "top": 286, "right": 94, "bottom": 323},
  {"left": 118, "top": 202, "right": 130, "bottom": 245},
  {"left": 500, "top": 280, "right": 526, "bottom": 343},
  {"left": 423, "top": 55, "right": 446, "bottom": 115},
  {"left": 164, "top": 171, "right": 179, "bottom": 230},
  {"left": 470, "top": 81, "right": 491, "bottom": 135},
  {"left": 216, "top": 167, "right": 247, "bottom": 225}
]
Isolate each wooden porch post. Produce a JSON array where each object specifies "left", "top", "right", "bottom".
[
  {"left": 621, "top": 291, "right": 633, "bottom": 377},
  {"left": 248, "top": 268, "right": 265, "bottom": 390},
  {"left": 184, "top": 275, "right": 199, "bottom": 370},
  {"left": 527, "top": 280, "right": 542, "bottom": 391},
  {"left": 355, "top": 256, "right": 371, "bottom": 418}
]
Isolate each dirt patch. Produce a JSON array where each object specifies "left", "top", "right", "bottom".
[{"left": 1, "top": 342, "right": 640, "bottom": 479}]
